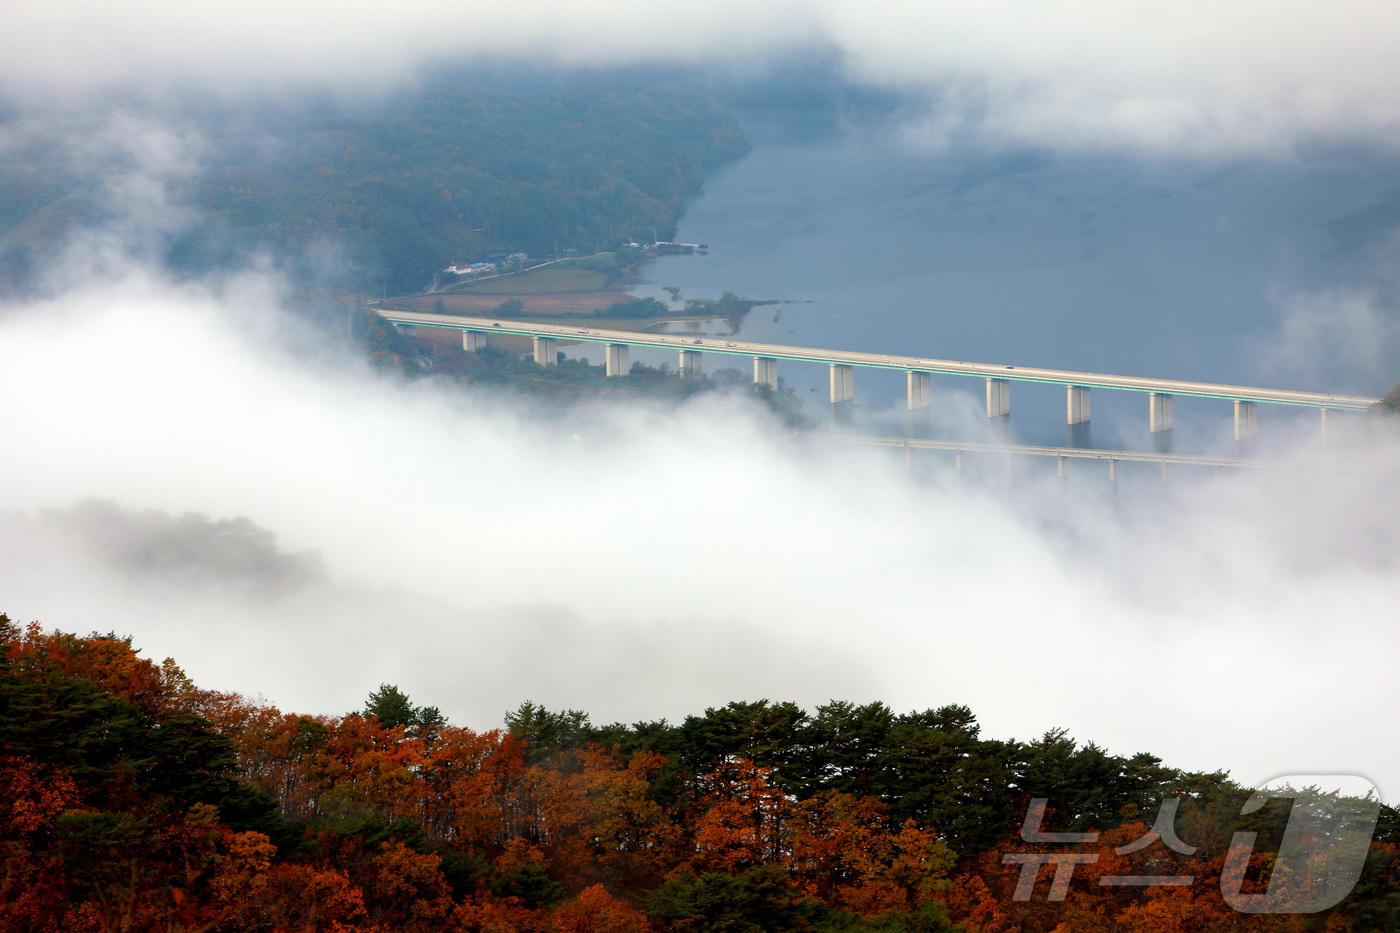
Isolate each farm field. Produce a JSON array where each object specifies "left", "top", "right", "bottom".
[{"left": 447, "top": 265, "right": 612, "bottom": 294}]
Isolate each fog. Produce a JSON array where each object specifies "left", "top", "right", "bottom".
[
  {"left": 0, "top": 262, "right": 1396, "bottom": 796},
  {"left": 3, "top": 0, "right": 1399, "bottom": 805},
  {"left": 5, "top": 0, "right": 1400, "bottom": 154}
]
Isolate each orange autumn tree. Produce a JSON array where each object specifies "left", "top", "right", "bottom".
[
  {"left": 786, "top": 791, "right": 952, "bottom": 915},
  {"left": 690, "top": 759, "right": 797, "bottom": 873}
]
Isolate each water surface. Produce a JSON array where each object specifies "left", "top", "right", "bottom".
[{"left": 629, "top": 123, "right": 1400, "bottom": 450}]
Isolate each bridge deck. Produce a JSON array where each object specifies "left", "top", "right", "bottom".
[{"left": 375, "top": 310, "right": 1381, "bottom": 410}]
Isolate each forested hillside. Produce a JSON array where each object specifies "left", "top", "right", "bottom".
[
  {"left": 0, "top": 83, "right": 749, "bottom": 295},
  {"left": 2, "top": 617, "right": 1396, "bottom": 932}
]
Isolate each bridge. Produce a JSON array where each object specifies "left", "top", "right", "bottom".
[{"left": 376, "top": 309, "right": 1381, "bottom": 441}]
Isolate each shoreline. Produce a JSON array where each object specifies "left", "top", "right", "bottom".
[{"left": 379, "top": 252, "right": 781, "bottom": 334}]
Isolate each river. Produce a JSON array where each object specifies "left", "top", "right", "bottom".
[{"left": 626, "top": 115, "right": 1400, "bottom": 451}]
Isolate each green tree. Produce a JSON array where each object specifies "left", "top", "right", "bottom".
[
  {"left": 362, "top": 683, "right": 442, "bottom": 741},
  {"left": 796, "top": 701, "right": 894, "bottom": 796},
  {"left": 594, "top": 296, "right": 668, "bottom": 319},
  {"left": 646, "top": 865, "right": 812, "bottom": 933},
  {"left": 491, "top": 859, "right": 563, "bottom": 908},
  {"left": 675, "top": 700, "right": 810, "bottom": 789},
  {"left": 0, "top": 650, "right": 144, "bottom": 786},
  {"left": 505, "top": 701, "right": 592, "bottom": 766},
  {"left": 873, "top": 705, "right": 1020, "bottom": 854},
  {"left": 364, "top": 684, "right": 418, "bottom": 730},
  {"left": 1014, "top": 728, "right": 1138, "bottom": 832}
]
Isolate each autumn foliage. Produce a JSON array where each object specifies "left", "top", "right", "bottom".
[{"left": 1, "top": 615, "right": 1396, "bottom": 933}]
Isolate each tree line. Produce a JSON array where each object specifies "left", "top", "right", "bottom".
[{"left": 1, "top": 617, "right": 1396, "bottom": 932}]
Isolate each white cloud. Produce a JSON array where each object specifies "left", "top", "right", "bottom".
[
  {"left": 1, "top": 270, "right": 1398, "bottom": 797},
  {"left": 6, "top": 0, "right": 1400, "bottom": 153},
  {"left": 830, "top": 0, "right": 1400, "bottom": 153},
  {"left": 1254, "top": 288, "right": 1400, "bottom": 389}
]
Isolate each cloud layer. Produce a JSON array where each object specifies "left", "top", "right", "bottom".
[
  {"left": 1, "top": 270, "right": 1398, "bottom": 797},
  {"left": 6, "top": 0, "right": 1400, "bottom": 153}
]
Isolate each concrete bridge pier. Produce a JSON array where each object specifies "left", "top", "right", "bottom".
[
  {"left": 678, "top": 349, "right": 703, "bottom": 376},
  {"left": 1234, "top": 401, "right": 1258, "bottom": 440},
  {"left": 830, "top": 364, "right": 854, "bottom": 421},
  {"left": 907, "top": 371, "right": 931, "bottom": 410},
  {"left": 986, "top": 378, "right": 1010, "bottom": 421},
  {"left": 532, "top": 336, "right": 558, "bottom": 366},
  {"left": 753, "top": 357, "right": 778, "bottom": 389},
  {"left": 829, "top": 364, "right": 854, "bottom": 403},
  {"left": 1320, "top": 408, "right": 1329, "bottom": 445},
  {"left": 605, "top": 344, "right": 630, "bottom": 377},
  {"left": 1067, "top": 386, "right": 1091, "bottom": 447},
  {"left": 463, "top": 331, "right": 488, "bottom": 352},
  {"left": 906, "top": 370, "right": 932, "bottom": 436},
  {"left": 1149, "top": 393, "right": 1173, "bottom": 431},
  {"left": 1149, "top": 392, "right": 1173, "bottom": 451}
]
